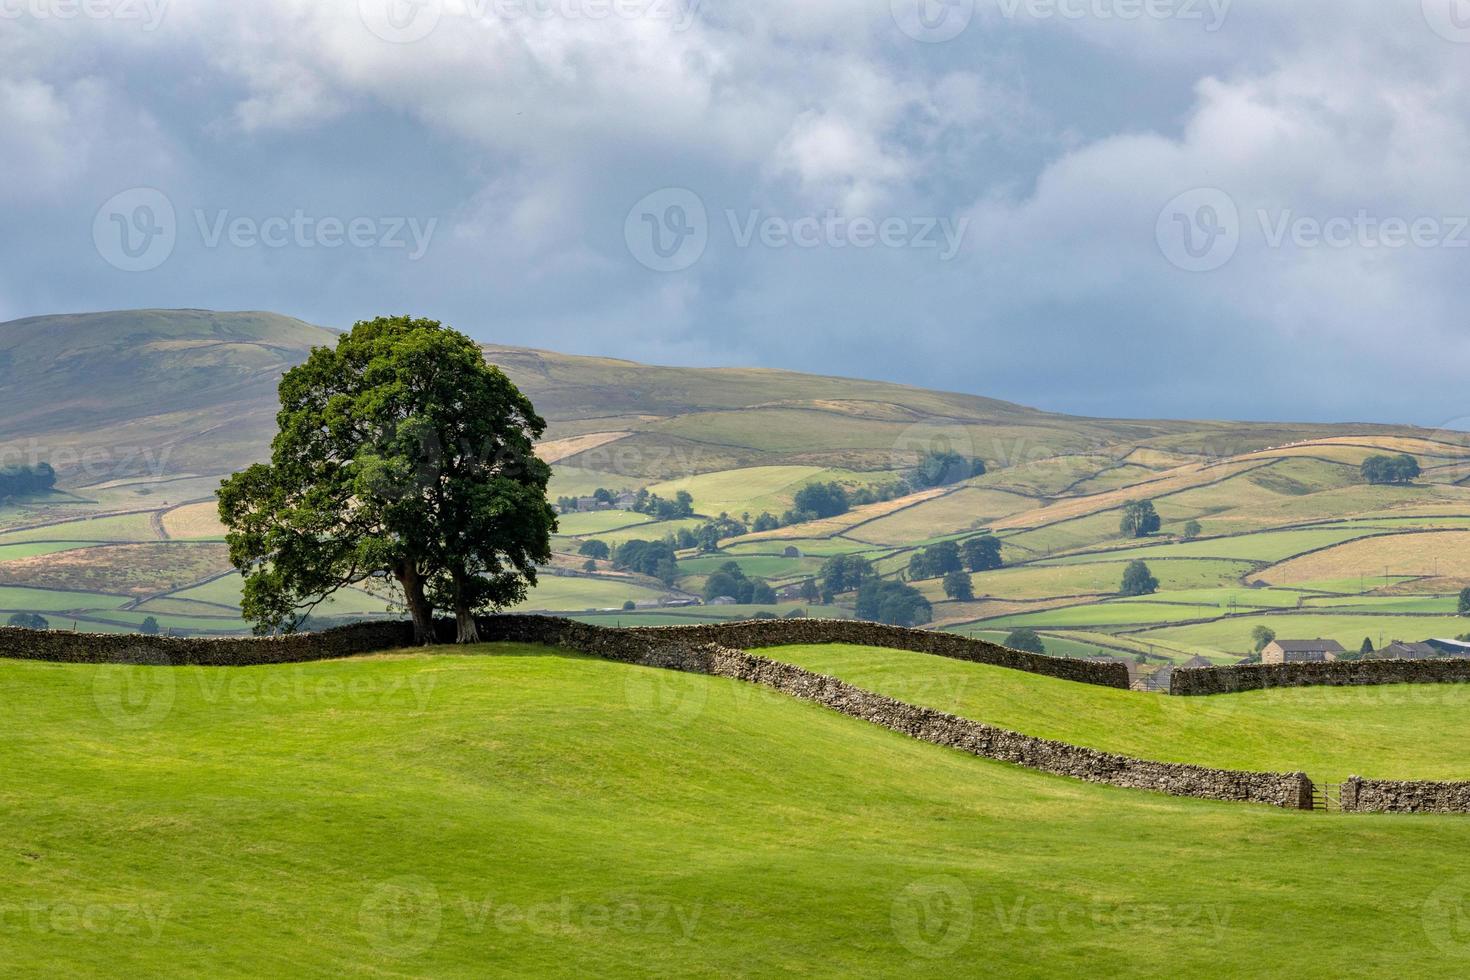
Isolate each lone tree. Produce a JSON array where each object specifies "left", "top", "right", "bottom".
[
  {"left": 1005, "top": 627, "right": 1045, "bottom": 655},
  {"left": 219, "top": 316, "right": 556, "bottom": 644},
  {"left": 1182, "top": 519, "right": 1202, "bottom": 541},
  {"left": 1251, "top": 625, "right": 1276, "bottom": 653},
  {"left": 1458, "top": 587, "right": 1470, "bottom": 616},
  {"left": 942, "top": 570, "right": 974, "bottom": 601},
  {"left": 1119, "top": 500, "right": 1161, "bottom": 538},
  {"left": 1119, "top": 560, "right": 1159, "bottom": 596}
]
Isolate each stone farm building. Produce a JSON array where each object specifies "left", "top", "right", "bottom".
[
  {"left": 1260, "top": 639, "right": 1345, "bottom": 664},
  {"left": 1376, "top": 641, "right": 1438, "bottom": 660}
]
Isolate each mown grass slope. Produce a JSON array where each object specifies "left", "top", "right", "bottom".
[{"left": 5, "top": 646, "right": 1470, "bottom": 977}]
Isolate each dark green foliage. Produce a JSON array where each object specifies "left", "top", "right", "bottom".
[
  {"left": 751, "top": 512, "right": 780, "bottom": 532},
  {"left": 0, "top": 463, "right": 56, "bottom": 499},
  {"left": 1119, "top": 560, "right": 1159, "bottom": 597},
  {"left": 6, "top": 612, "right": 48, "bottom": 630},
  {"left": 1361, "top": 454, "right": 1420, "bottom": 485},
  {"left": 963, "top": 535, "right": 1003, "bottom": 572},
  {"left": 909, "top": 541, "right": 963, "bottom": 580},
  {"left": 218, "top": 316, "right": 556, "bottom": 644},
  {"left": 1251, "top": 625, "right": 1276, "bottom": 653},
  {"left": 793, "top": 482, "right": 849, "bottom": 519},
  {"left": 140, "top": 616, "right": 160, "bottom": 636},
  {"left": 633, "top": 489, "right": 695, "bottom": 520},
  {"left": 1182, "top": 520, "right": 1202, "bottom": 541},
  {"left": 856, "top": 579, "right": 932, "bottom": 627},
  {"left": 1360, "top": 637, "right": 1375, "bottom": 656},
  {"left": 622, "top": 600, "right": 636, "bottom": 611},
  {"left": 819, "top": 554, "right": 874, "bottom": 595},
  {"left": 702, "top": 561, "right": 775, "bottom": 604},
  {"left": 695, "top": 515, "right": 747, "bottom": 551},
  {"left": 1004, "top": 627, "right": 1045, "bottom": 654},
  {"left": 613, "top": 539, "right": 677, "bottom": 579},
  {"left": 577, "top": 539, "right": 610, "bottom": 560},
  {"left": 799, "top": 578, "right": 820, "bottom": 602},
  {"left": 1119, "top": 500, "right": 1161, "bottom": 538},
  {"left": 1459, "top": 588, "right": 1470, "bottom": 616},
  {"left": 909, "top": 451, "right": 986, "bottom": 489},
  {"left": 942, "top": 570, "right": 974, "bottom": 601}
]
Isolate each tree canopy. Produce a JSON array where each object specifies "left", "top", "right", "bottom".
[
  {"left": 1119, "top": 560, "right": 1159, "bottom": 596},
  {"left": 218, "top": 316, "right": 556, "bottom": 644},
  {"left": 1119, "top": 500, "right": 1161, "bottom": 538},
  {"left": 908, "top": 450, "right": 986, "bottom": 489},
  {"left": 963, "top": 535, "right": 1003, "bottom": 572},
  {"left": 1361, "top": 454, "right": 1420, "bottom": 485},
  {"left": 856, "top": 579, "right": 932, "bottom": 627},
  {"left": 1004, "top": 628, "right": 1045, "bottom": 655}
]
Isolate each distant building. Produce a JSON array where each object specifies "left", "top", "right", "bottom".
[
  {"left": 1376, "top": 641, "right": 1438, "bottom": 660},
  {"left": 1179, "top": 656, "right": 1214, "bottom": 670},
  {"left": 1427, "top": 638, "right": 1470, "bottom": 659},
  {"left": 1088, "top": 655, "right": 1139, "bottom": 683},
  {"left": 1260, "top": 639, "right": 1345, "bottom": 664},
  {"left": 708, "top": 595, "right": 738, "bottom": 606}
]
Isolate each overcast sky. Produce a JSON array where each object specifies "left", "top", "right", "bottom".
[{"left": 5, "top": 0, "right": 1470, "bottom": 425}]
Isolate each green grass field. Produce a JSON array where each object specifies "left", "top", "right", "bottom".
[
  {"left": 762, "top": 644, "right": 1470, "bottom": 783},
  {"left": 5, "top": 645, "right": 1470, "bottom": 976}
]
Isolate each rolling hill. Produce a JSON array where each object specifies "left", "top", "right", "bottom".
[{"left": 4, "top": 308, "right": 1470, "bottom": 660}]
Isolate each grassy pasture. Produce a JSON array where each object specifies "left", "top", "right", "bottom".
[
  {"left": 643, "top": 465, "right": 841, "bottom": 517},
  {"left": 1133, "top": 613, "right": 1470, "bottom": 657},
  {"left": 3, "top": 648, "right": 1466, "bottom": 975},
  {"left": 976, "top": 602, "right": 1225, "bottom": 631},
  {"left": 1042, "top": 527, "right": 1387, "bottom": 565},
  {"left": 0, "top": 586, "right": 131, "bottom": 613},
  {"left": 524, "top": 575, "right": 670, "bottom": 610},
  {"left": 1259, "top": 530, "right": 1470, "bottom": 587},
  {"left": 0, "top": 511, "right": 161, "bottom": 544},
  {"left": 763, "top": 643, "right": 1470, "bottom": 782},
  {"left": 554, "top": 510, "right": 654, "bottom": 536},
  {"left": 0, "top": 541, "right": 96, "bottom": 562},
  {"left": 843, "top": 488, "right": 1036, "bottom": 545}
]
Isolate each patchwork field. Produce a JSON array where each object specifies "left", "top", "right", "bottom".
[{"left": 4, "top": 646, "right": 1469, "bottom": 976}]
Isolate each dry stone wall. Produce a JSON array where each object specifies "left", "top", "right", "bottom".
[
  {"left": 1171, "top": 658, "right": 1470, "bottom": 696},
  {"left": 1339, "top": 777, "right": 1470, "bottom": 814}
]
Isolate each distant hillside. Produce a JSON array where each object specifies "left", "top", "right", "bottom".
[{"left": 0, "top": 309, "right": 1426, "bottom": 487}]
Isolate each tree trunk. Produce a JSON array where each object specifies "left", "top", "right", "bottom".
[
  {"left": 398, "top": 563, "right": 436, "bottom": 645},
  {"left": 452, "top": 571, "right": 480, "bottom": 644}
]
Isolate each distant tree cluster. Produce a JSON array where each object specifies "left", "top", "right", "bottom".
[
  {"left": 1004, "top": 627, "right": 1045, "bottom": 654},
  {"left": 964, "top": 535, "right": 1003, "bottom": 572},
  {"left": 792, "top": 482, "right": 850, "bottom": 520},
  {"left": 633, "top": 489, "right": 695, "bottom": 520},
  {"left": 6, "top": 612, "right": 48, "bottom": 630},
  {"left": 942, "top": 570, "right": 974, "bottom": 601},
  {"left": 577, "top": 539, "right": 611, "bottom": 561},
  {"left": 1459, "top": 588, "right": 1470, "bottom": 617},
  {"left": 0, "top": 463, "right": 56, "bottom": 499},
  {"left": 818, "top": 554, "right": 875, "bottom": 600},
  {"left": 1361, "top": 454, "right": 1420, "bottom": 485},
  {"left": 908, "top": 451, "right": 987, "bottom": 490},
  {"left": 908, "top": 541, "right": 962, "bottom": 580},
  {"left": 702, "top": 561, "right": 776, "bottom": 605},
  {"left": 612, "top": 539, "right": 678, "bottom": 585},
  {"left": 856, "top": 579, "right": 931, "bottom": 627},
  {"left": 1119, "top": 500, "right": 1161, "bottom": 538}
]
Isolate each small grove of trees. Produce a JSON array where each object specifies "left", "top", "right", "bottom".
[
  {"left": 1251, "top": 625, "right": 1276, "bottom": 653},
  {"left": 612, "top": 539, "right": 678, "bottom": 585},
  {"left": 1005, "top": 627, "right": 1045, "bottom": 654},
  {"left": 578, "top": 539, "right": 611, "bottom": 561},
  {"left": 792, "top": 482, "right": 850, "bottom": 520},
  {"left": 1119, "top": 560, "right": 1158, "bottom": 597},
  {"left": 1361, "top": 454, "right": 1420, "bottom": 485},
  {"left": 702, "top": 561, "right": 776, "bottom": 605},
  {"left": 856, "top": 579, "right": 931, "bottom": 627},
  {"left": 818, "top": 554, "right": 875, "bottom": 597},
  {"left": 908, "top": 541, "right": 962, "bottom": 580},
  {"left": 632, "top": 489, "right": 695, "bottom": 520},
  {"left": 942, "top": 570, "right": 974, "bottom": 601},
  {"left": 0, "top": 463, "right": 57, "bottom": 499},
  {"left": 7, "top": 612, "right": 48, "bottom": 630},
  {"left": 963, "top": 535, "right": 1003, "bottom": 572},
  {"left": 908, "top": 451, "right": 986, "bottom": 490},
  {"left": 1119, "top": 500, "right": 1161, "bottom": 538},
  {"left": 1458, "top": 587, "right": 1470, "bottom": 616}
]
